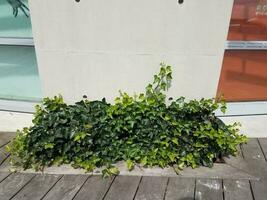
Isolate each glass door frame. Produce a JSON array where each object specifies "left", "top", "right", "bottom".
[
  {"left": 218, "top": 40, "right": 267, "bottom": 116},
  {"left": 0, "top": 37, "right": 33, "bottom": 46},
  {"left": 0, "top": 36, "right": 40, "bottom": 113}
]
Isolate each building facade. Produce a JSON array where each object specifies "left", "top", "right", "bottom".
[{"left": 0, "top": 0, "right": 267, "bottom": 116}]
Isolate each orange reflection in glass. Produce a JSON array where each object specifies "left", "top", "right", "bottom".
[
  {"left": 217, "top": 50, "right": 267, "bottom": 101},
  {"left": 228, "top": 0, "right": 267, "bottom": 41}
]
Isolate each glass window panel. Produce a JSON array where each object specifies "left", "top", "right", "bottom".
[
  {"left": 0, "top": 46, "right": 42, "bottom": 101},
  {"left": 217, "top": 50, "right": 267, "bottom": 101},
  {"left": 228, "top": 0, "right": 267, "bottom": 41},
  {"left": 0, "top": 0, "right": 32, "bottom": 37}
]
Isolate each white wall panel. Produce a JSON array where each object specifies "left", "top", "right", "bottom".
[{"left": 29, "top": 0, "right": 233, "bottom": 103}]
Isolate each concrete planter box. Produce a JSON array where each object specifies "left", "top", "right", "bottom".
[{"left": 29, "top": 0, "right": 233, "bottom": 103}]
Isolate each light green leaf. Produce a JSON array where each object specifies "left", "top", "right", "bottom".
[
  {"left": 44, "top": 143, "right": 54, "bottom": 149},
  {"left": 126, "top": 160, "right": 134, "bottom": 171},
  {"left": 140, "top": 156, "right": 147, "bottom": 166}
]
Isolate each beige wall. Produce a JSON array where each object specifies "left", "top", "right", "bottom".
[{"left": 29, "top": 0, "right": 233, "bottom": 103}]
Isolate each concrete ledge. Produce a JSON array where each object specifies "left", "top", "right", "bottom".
[{"left": 0, "top": 160, "right": 258, "bottom": 180}]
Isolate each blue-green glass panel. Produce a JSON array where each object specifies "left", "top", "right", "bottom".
[
  {"left": 0, "top": 0, "right": 32, "bottom": 37},
  {"left": 0, "top": 46, "right": 42, "bottom": 101}
]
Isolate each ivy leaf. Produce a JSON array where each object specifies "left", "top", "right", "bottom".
[
  {"left": 168, "top": 152, "right": 177, "bottom": 162},
  {"left": 109, "top": 167, "right": 120, "bottom": 175},
  {"left": 102, "top": 166, "right": 120, "bottom": 178},
  {"left": 44, "top": 143, "right": 54, "bottom": 149},
  {"left": 171, "top": 138, "right": 179, "bottom": 145},
  {"left": 126, "top": 160, "right": 134, "bottom": 171},
  {"left": 73, "top": 132, "right": 87, "bottom": 142},
  {"left": 220, "top": 104, "right": 227, "bottom": 114},
  {"left": 140, "top": 156, "right": 148, "bottom": 166},
  {"left": 178, "top": 162, "right": 185, "bottom": 170}
]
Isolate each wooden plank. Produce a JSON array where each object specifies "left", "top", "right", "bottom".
[
  {"left": 0, "top": 156, "right": 11, "bottom": 170},
  {"left": 0, "top": 133, "right": 16, "bottom": 166},
  {"left": 0, "top": 146, "right": 9, "bottom": 166},
  {"left": 236, "top": 144, "right": 244, "bottom": 159},
  {"left": 0, "top": 173, "right": 35, "bottom": 200},
  {"left": 242, "top": 138, "right": 265, "bottom": 161},
  {"left": 223, "top": 179, "right": 253, "bottom": 200},
  {"left": 134, "top": 176, "right": 168, "bottom": 200},
  {"left": 258, "top": 138, "right": 267, "bottom": 161},
  {"left": 195, "top": 179, "right": 223, "bottom": 200},
  {"left": 165, "top": 177, "right": 195, "bottom": 200},
  {"left": 74, "top": 176, "right": 114, "bottom": 200},
  {"left": 0, "top": 132, "right": 15, "bottom": 148},
  {"left": 0, "top": 172, "right": 10, "bottom": 182},
  {"left": 42, "top": 174, "right": 88, "bottom": 200},
  {"left": 12, "top": 174, "right": 62, "bottom": 200},
  {"left": 250, "top": 179, "right": 267, "bottom": 200},
  {"left": 104, "top": 176, "right": 141, "bottom": 200}
]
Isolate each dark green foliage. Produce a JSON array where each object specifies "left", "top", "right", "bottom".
[{"left": 8, "top": 63, "right": 247, "bottom": 176}]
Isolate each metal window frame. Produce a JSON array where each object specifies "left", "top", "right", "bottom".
[
  {"left": 0, "top": 37, "right": 37, "bottom": 111},
  {"left": 222, "top": 40, "right": 267, "bottom": 116},
  {"left": 0, "top": 37, "right": 34, "bottom": 46},
  {"left": 215, "top": 101, "right": 267, "bottom": 117},
  {"left": 225, "top": 40, "right": 267, "bottom": 50}
]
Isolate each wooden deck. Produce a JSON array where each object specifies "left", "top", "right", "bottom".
[{"left": 0, "top": 133, "right": 266, "bottom": 200}]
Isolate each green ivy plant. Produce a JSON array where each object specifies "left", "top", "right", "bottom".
[{"left": 7, "top": 63, "right": 247, "bottom": 176}]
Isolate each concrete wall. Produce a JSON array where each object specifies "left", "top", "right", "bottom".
[{"left": 29, "top": 0, "right": 233, "bottom": 103}]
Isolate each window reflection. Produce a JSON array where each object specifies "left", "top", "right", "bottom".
[
  {"left": 217, "top": 51, "right": 267, "bottom": 101},
  {"left": 218, "top": 0, "right": 267, "bottom": 102},
  {"left": 228, "top": 0, "right": 267, "bottom": 40},
  {"left": 0, "top": 0, "right": 32, "bottom": 37}
]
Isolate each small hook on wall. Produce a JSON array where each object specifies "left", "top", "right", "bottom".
[{"left": 178, "top": 0, "right": 184, "bottom": 4}]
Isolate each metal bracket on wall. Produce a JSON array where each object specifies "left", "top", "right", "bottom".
[
  {"left": 0, "top": 37, "right": 34, "bottom": 46},
  {"left": 225, "top": 40, "right": 267, "bottom": 50}
]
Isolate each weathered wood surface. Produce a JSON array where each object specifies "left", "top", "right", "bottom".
[
  {"left": 242, "top": 138, "right": 265, "bottom": 161},
  {"left": 0, "top": 145, "right": 9, "bottom": 166},
  {"left": 258, "top": 138, "right": 267, "bottom": 161},
  {"left": 223, "top": 179, "right": 254, "bottom": 200},
  {"left": 195, "top": 179, "right": 223, "bottom": 200},
  {"left": 0, "top": 172, "right": 10, "bottom": 182},
  {"left": 74, "top": 176, "right": 114, "bottom": 200},
  {"left": 250, "top": 179, "right": 267, "bottom": 200},
  {"left": 42, "top": 175, "right": 88, "bottom": 200},
  {"left": 104, "top": 176, "right": 141, "bottom": 200},
  {"left": 0, "top": 174, "right": 264, "bottom": 200},
  {"left": 236, "top": 144, "right": 244, "bottom": 159},
  {"left": 134, "top": 176, "right": 168, "bottom": 200},
  {"left": 0, "top": 173, "right": 35, "bottom": 200},
  {"left": 0, "top": 132, "right": 15, "bottom": 167},
  {"left": 12, "top": 174, "right": 62, "bottom": 200},
  {"left": 0, "top": 156, "right": 11, "bottom": 171},
  {"left": 165, "top": 177, "right": 195, "bottom": 200},
  {"left": 239, "top": 138, "right": 267, "bottom": 179},
  {"left": 0, "top": 132, "right": 15, "bottom": 148}
]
